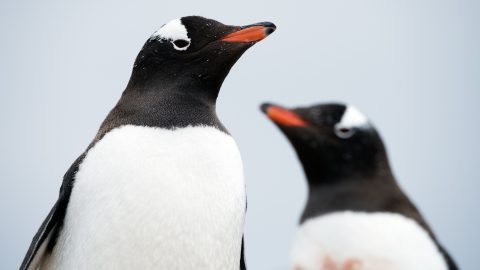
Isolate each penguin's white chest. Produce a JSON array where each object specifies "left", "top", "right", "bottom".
[
  {"left": 290, "top": 211, "right": 448, "bottom": 270},
  {"left": 44, "top": 125, "right": 246, "bottom": 270}
]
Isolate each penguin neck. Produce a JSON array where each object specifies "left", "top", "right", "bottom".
[
  {"left": 95, "top": 77, "right": 227, "bottom": 143},
  {"left": 126, "top": 67, "right": 223, "bottom": 101},
  {"left": 298, "top": 150, "right": 395, "bottom": 188}
]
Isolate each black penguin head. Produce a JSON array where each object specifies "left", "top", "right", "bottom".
[
  {"left": 261, "top": 102, "right": 392, "bottom": 183},
  {"left": 127, "top": 16, "right": 276, "bottom": 99}
]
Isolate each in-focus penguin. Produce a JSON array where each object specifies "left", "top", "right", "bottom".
[
  {"left": 261, "top": 103, "right": 458, "bottom": 270},
  {"left": 20, "top": 16, "right": 276, "bottom": 270}
]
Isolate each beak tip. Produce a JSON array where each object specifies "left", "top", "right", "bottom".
[
  {"left": 260, "top": 103, "right": 271, "bottom": 114},
  {"left": 222, "top": 21, "right": 276, "bottom": 43},
  {"left": 260, "top": 103, "right": 308, "bottom": 127},
  {"left": 265, "top": 27, "right": 275, "bottom": 36},
  {"left": 259, "top": 22, "right": 276, "bottom": 36}
]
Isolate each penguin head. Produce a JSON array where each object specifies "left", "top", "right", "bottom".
[
  {"left": 261, "top": 103, "right": 391, "bottom": 181},
  {"left": 128, "top": 16, "right": 276, "bottom": 98}
]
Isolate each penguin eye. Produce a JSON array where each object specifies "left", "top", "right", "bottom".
[
  {"left": 334, "top": 126, "right": 355, "bottom": 139},
  {"left": 172, "top": 39, "right": 190, "bottom": 50}
]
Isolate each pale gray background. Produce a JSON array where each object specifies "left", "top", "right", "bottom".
[{"left": 1, "top": 0, "right": 478, "bottom": 269}]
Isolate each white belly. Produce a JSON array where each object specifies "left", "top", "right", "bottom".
[
  {"left": 291, "top": 211, "right": 447, "bottom": 270},
  {"left": 43, "top": 125, "right": 246, "bottom": 270}
]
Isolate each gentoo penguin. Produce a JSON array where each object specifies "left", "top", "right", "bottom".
[
  {"left": 20, "top": 16, "right": 276, "bottom": 270},
  {"left": 261, "top": 103, "right": 458, "bottom": 270}
]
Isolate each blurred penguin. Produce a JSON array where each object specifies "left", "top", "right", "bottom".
[{"left": 261, "top": 102, "right": 457, "bottom": 270}]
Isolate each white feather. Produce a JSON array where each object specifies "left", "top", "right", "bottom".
[
  {"left": 291, "top": 211, "right": 447, "bottom": 270},
  {"left": 42, "top": 125, "right": 246, "bottom": 270},
  {"left": 336, "top": 105, "right": 369, "bottom": 129},
  {"left": 151, "top": 18, "right": 191, "bottom": 51}
]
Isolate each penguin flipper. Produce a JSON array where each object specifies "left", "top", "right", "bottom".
[
  {"left": 438, "top": 245, "right": 458, "bottom": 270},
  {"left": 20, "top": 154, "right": 84, "bottom": 270},
  {"left": 240, "top": 235, "right": 246, "bottom": 270},
  {"left": 19, "top": 201, "right": 60, "bottom": 270}
]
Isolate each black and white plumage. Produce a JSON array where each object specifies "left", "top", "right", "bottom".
[
  {"left": 20, "top": 16, "right": 276, "bottom": 270},
  {"left": 261, "top": 103, "right": 457, "bottom": 270}
]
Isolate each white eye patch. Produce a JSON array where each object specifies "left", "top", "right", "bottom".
[
  {"left": 334, "top": 105, "right": 369, "bottom": 138},
  {"left": 337, "top": 105, "right": 369, "bottom": 128},
  {"left": 151, "top": 18, "right": 191, "bottom": 51}
]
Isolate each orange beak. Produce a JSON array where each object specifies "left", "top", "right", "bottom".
[
  {"left": 222, "top": 22, "right": 276, "bottom": 43},
  {"left": 261, "top": 104, "right": 308, "bottom": 127}
]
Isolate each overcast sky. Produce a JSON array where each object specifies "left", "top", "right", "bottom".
[{"left": 1, "top": 0, "right": 479, "bottom": 269}]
